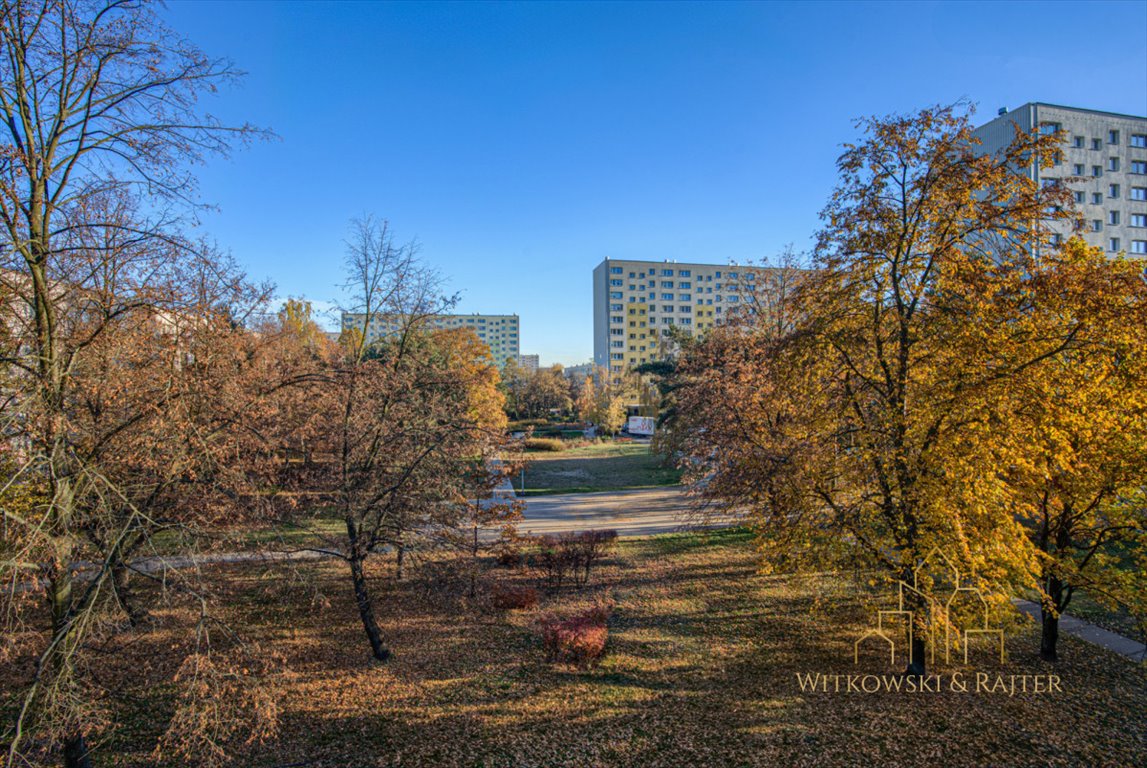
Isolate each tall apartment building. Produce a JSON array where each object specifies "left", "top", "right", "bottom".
[
  {"left": 972, "top": 103, "right": 1147, "bottom": 257},
  {"left": 592, "top": 258, "right": 771, "bottom": 375},
  {"left": 341, "top": 312, "right": 520, "bottom": 366}
]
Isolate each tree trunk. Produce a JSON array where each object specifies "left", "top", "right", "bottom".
[
  {"left": 112, "top": 564, "right": 147, "bottom": 627},
  {"left": 907, "top": 633, "right": 927, "bottom": 676},
  {"left": 63, "top": 733, "right": 92, "bottom": 768},
  {"left": 1040, "top": 575, "right": 1066, "bottom": 662},
  {"left": 903, "top": 582, "right": 928, "bottom": 676},
  {"left": 348, "top": 553, "right": 390, "bottom": 662}
]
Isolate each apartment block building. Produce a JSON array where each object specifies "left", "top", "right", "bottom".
[
  {"left": 592, "top": 258, "right": 771, "bottom": 375},
  {"left": 972, "top": 103, "right": 1147, "bottom": 256},
  {"left": 516, "top": 354, "right": 539, "bottom": 373},
  {"left": 342, "top": 312, "right": 520, "bottom": 366}
]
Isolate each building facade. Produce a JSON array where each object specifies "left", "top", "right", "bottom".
[
  {"left": 592, "top": 258, "right": 771, "bottom": 375},
  {"left": 972, "top": 103, "right": 1147, "bottom": 256},
  {"left": 516, "top": 354, "right": 539, "bottom": 373},
  {"left": 342, "top": 312, "right": 520, "bottom": 366}
]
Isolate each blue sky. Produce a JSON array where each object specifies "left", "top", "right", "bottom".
[{"left": 163, "top": 0, "right": 1147, "bottom": 365}]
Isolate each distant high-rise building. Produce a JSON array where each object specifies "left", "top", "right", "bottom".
[
  {"left": 342, "top": 312, "right": 520, "bottom": 366},
  {"left": 563, "top": 363, "right": 595, "bottom": 382},
  {"left": 516, "top": 354, "right": 539, "bottom": 373},
  {"left": 592, "top": 258, "right": 777, "bottom": 376},
  {"left": 972, "top": 103, "right": 1147, "bottom": 256}
]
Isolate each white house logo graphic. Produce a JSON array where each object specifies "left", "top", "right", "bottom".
[{"left": 854, "top": 547, "right": 1005, "bottom": 667}]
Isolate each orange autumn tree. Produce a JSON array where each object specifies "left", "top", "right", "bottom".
[
  {"left": 672, "top": 105, "right": 1076, "bottom": 674},
  {"left": 0, "top": 2, "right": 273, "bottom": 764}
]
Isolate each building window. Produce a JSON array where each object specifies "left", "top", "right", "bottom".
[
  {"left": 662, "top": 305, "right": 674, "bottom": 312},
  {"left": 1109, "top": 238, "right": 1121, "bottom": 252},
  {"left": 1132, "top": 240, "right": 1147, "bottom": 254},
  {"left": 611, "top": 340, "right": 624, "bottom": 348},
  {"left": 1050, "top": 233, "right": 1062, "bottom": 246},
  {"left": 1092, "top": 192, "right": 1103, "bottom": 205},
  {"left": 679, "top": 270, "right": 691, "bottom": 277},
  {"left": 1109, "top": 211, "right": 1120, "bottom": 225},
  {"left": 1040, "top": 122, "right": 1061, "bottom": 135},
  {"left": 1108, "top": 130, "right": 1120, "bottom": 145},
  {"left": 679, "top": 281, "right": 691, "bottom": 289},
  {"left": 1132, "top": 134, "right": 1147, "bottom": 148},
  {"left": 610, "top": 316, "right": 623, "bottom": 324},
  {"left": 661, "top": 280, "right": 674, "bottom": 288},
  {"left": 661, "top": 293, "right": 673, "bottom": 301},
  {"left": 1073, "top": 163, "right": 1085, "bottom": 176},
  {"left": 1109, "top": 184, "right": 1120, "bottom": 198},
  {"left": 1109, "top": 157, "right": 1120, "bottom": 172},
  {"left": 661, "top": 269, "right": 673, "bottom": 276},
  {"left": 1091, "top": 219, "right": 1102, "bottom": 232},
  {"left": 1132, "top": 161, "right": 1147, "bottom": 175},
  {"left": 1092, "top": 138, "right": 1102, "bottom": 150},
  {"left": 1073, "top": 136, "right": 1085, "bottom": 148},
  {"left": 610, "top": 303, "right": 623, "bottom": 311},
  {"left": 1073, "top": 191, "right": 1085, "bottom": 204},
  {"left": 609, "top": 291, "right": 622, "bottom": 299},
  {"left": 679, "top": 294, "right": 691, "bottom": 301},
  {"left": 1131, "top": 187, "right": 1147, "bottom": 201},
  {"left": 1092, "top": 165, "right": 1102, "bottom": 177},
  {"left": 1131, "top": 214, "right": 1146, "bottom": 228},
  {"left": 610, "top": 279, "right": 622, "bottom": 286},
  {"left": 610, "top": 329, "right": 624, "bottom": 336},
  {"left": 680, "top": 318, "right": 692, "bottom": 325}
]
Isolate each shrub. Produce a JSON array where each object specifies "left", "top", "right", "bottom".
[
  {"left": 491, "top": 584, "right": 539, "bottom": 611},
  {"left": 534, "top": 530, "right": 618, "bottom": 589},
  {"left": 540, "top": 600, "right": 614, "bottom": 667},
  {"left": 509, "top": 421, "right": 548, "bottom": 433},
  {"left": 535, "top": 533, "right": 576, "bottom": 590},
  {"left": 572, "top": 529, "right": 618, "bottom": 587},
  {"left": 495, "top": 546, "right": 523, "bottom": 568},
  {"left": 525, "top": 437, "right": 565, "bottom": 452}
]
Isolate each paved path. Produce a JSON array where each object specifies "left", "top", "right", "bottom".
[
  {"left": 517, "top": 486, "right": 723, "bottom": 537},
  {"left": 1013, "top": 600, "right": 1146, "bottom": 663}
]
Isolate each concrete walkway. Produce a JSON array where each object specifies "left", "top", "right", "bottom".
[
  {"left": 1014, "top": 599, "right": 1147, "bottom": 663},
  {"left": 517, "top": 486, "right": 727, "bottom": 537}
]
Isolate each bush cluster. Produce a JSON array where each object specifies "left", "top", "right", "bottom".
[
  {"left": 524, "top": 437, "right": 566, "bottom": 452},
  {"left": 490, "top": 584, "right": 539, "bottom": 611},
  {"left": 535, "top": 530, "right": 618, "bottom": 590},
  {"left": 507, "top": 418, "right": 550, "bottom": 431},
  {"left": 539, "top": 601, "right": 613, "bottom": 668}
]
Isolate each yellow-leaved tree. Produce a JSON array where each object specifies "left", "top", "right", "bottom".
[
  {"left": 671, "top": 104, "right": 1079, "bottom": 673},
  {"left": 988, "top": 238, "right": 1147, "bottom": 661}
]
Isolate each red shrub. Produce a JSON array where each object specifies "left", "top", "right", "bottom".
[
  {"left": 491, "top": 584, "right": 539, "bottom": 611},
  {"left": 540, "top": 601, "right": 613, "bottom": 667}
]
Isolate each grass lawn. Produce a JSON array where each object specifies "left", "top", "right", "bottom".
[
  {"left": 521, "top": 441, "right": 682, "bottom": 495},
  {"left": 4, "top": 529, "right": 1144, "bottom": 767}
]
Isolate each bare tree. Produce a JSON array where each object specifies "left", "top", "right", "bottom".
[
  {"left": 0, "top": 2, "right": 268, "bottom": 765},
  {"left": 290, "top": 217, "right": 512, "bottom": 661}
]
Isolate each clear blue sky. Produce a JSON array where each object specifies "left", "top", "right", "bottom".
[{"left": 163, "top": 0, "right": 1147, "bottom": 365}]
